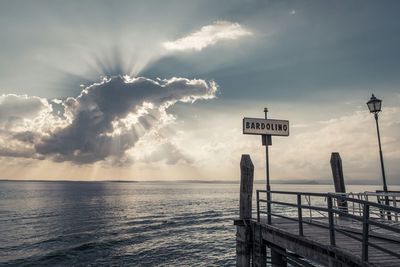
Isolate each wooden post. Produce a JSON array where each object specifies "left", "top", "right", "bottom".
[
  {"left": 330, "top": 152, "right": 348, "bottom": 214},
  {"left": 252, "top": 224, "right": 267, "bottom": 267},
  {"left": 271, "top": 247, "right": 287, "bottom": 267},
  {"left": 236, "top": 154, "right": 254, "bottom": 267}
]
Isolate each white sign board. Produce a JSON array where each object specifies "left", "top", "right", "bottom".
[{"left": 243, "top": 118, "right": 289, "bottom": 136}]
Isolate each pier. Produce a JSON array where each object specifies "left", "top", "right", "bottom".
[{"left": 234, "top": 154, "right": 400, "bottom": 267}]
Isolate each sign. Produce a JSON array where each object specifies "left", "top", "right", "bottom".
[{"left": 243, "top": 118, "right": 289, "bottom": 136}]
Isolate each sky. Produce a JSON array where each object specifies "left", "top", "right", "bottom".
[{"left": 0, "top": 0, "right": 399, "bottom": 184}]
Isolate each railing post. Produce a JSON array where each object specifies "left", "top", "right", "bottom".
[
  {"left": 267, "top": 191, "right": 272, "bottom": 224},
  {"left": 362, "top": 204, "right": 370, "bottom": 262},
  {"left": 393, "top": 196, "right": 398, "bottom": 222},
  {"left": 257, "top": 190, "right": 260, "bottom": 222},
  {"left": 297, "top": 194, "right": 303, "bottom": 236},
  {"left": 385, "top": 193, "right": 392, "bottom": 221},
  {"left": 327, "top": 195, "right": 336, "bottom": 246}
]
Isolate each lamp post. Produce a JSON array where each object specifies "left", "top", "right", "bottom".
[{"left": 366, "top": 94, "right": 388, "bottom": 194}]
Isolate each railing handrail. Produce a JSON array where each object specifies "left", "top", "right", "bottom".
[
  {"left": 257, "top": 190, "right": 400, "bottom": 213},
  {"left": 258, "top": 189, "right": 400, "bottom": 196}
]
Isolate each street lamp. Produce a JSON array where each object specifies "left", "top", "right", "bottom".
[{"left": 366, "top": 94, "right": 388, "bottom": 193}]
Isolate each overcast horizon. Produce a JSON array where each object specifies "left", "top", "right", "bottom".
[{"left": 0, "top": 1, "right": 399, "bottom": 185}]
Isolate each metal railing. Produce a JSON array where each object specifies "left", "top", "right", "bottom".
[
  {"left": 342, "top": 191, "right": 400, "bottom": 222},
  {"left": 256, "top": 190, "right": 400, "bottom": 263}
]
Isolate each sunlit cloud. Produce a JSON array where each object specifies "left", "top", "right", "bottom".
[
  {"left": 0, "top": 76, "right": 218, "bottom": 165},
  {"left": 270, "top": 107, "right": 400, "bottom": 182},
  {"left": 163, "top": 21, "right": 252, "bottom": 52},
  {"left": 163, "top": 105, "right": 400, "bottom": 182}
]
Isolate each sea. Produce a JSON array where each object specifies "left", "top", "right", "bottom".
[{"left": 0, "top": 181, "right": 397, "bottom": 266}]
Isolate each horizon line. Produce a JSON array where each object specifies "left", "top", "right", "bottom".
[{"left": 0, "top": 178, "right": 395, "bottom": 186}]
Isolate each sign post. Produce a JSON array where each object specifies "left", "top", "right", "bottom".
[
  {"left": 243, "top": 108, "right": 289, "bottom": 224},
  {"left": 264, "top": 108, "right": 272, "bottom": 225}
]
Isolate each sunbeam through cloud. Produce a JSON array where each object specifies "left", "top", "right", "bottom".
[{"left": 0, "top": 76, "right": 218, "bottom": 165}]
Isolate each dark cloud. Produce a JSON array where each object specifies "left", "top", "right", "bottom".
[{"left": 0, "top": 76, "right": 217, "bottom": 164}]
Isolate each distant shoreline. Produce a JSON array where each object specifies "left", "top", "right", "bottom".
[{"left": 0, "top": 179, "right": 395, "bottom": 185}]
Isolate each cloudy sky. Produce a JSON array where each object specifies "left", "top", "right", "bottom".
[{"left": 0, "top": 0, "right": 399, "bottom": 183}]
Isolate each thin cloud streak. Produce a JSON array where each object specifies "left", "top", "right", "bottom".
[{"left": 163, "top": 21, "right": 252, "bottom": 52}]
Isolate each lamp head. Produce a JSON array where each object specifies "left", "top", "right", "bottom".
[{"left": 367, "top": 93, "right": 382, "bottom": 114}]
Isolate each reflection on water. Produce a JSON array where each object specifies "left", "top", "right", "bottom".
[{"left": 0, "top": 181, "right": 397, "bottom": 266}]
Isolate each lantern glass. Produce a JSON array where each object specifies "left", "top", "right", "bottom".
[
  {"left": 367, "top": 102, "right": 375, "bottom": 112},
  {"left": 367, "top": 94, "right": 382, "bottom": 113},
  {"left": 374, "top": 100, "right": 381, "bottom": 112}
]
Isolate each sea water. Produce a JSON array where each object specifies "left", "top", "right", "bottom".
[{"left": 0, "top": 181, "right": 394, "bottom": 266}]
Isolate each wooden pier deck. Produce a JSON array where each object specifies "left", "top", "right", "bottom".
[
  {"left": 234, "top": 155, "right": 400, "bottom": 267},
  {"left": 255, "top": 217, "right": 400, "bottom": 266}
]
